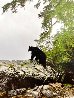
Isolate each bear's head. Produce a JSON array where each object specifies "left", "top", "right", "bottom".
[{"left": 28, "top": 46, "right": 33, "bottom": 51}]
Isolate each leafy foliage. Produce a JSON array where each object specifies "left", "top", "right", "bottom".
[
  {"left": 2, "top": 0, "right": 74, "bottom": 31},
  {"left": 2, "top": 0, "right": 32, "bottom": 13},
  {"left": 47, "top": 31, "right": 74, "bottom": 64},
  {"left": 38, "top": 0, "right": 74, "bottom": 44}
]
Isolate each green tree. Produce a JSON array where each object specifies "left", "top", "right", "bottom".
[
  {"left": 2, "top": 0, "right": 32, "bottom": 13},
  {"left": 48, "top": 31, "right": 74, "bottom": 64},
  {"left": 36, "top": 0, "right": 74, "bottom": 48}
]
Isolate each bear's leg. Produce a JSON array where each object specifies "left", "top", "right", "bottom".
[
  {"left": 35, "top": 57, "right": 39, "bottom": 64},
  {"left": 42, "top": 57, "right": 46, "bottom": 68},
  {"left": 30, "top": 52, "right": 35, "bottom": 60},
  {"left": 29, "top": 54, "right": 35, "bottom": 63},
  {"left": 39, "top": 58, "right": 46, "bottom": 68}
]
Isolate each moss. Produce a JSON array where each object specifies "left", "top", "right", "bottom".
[
  {"left": 8, "top": 64, "right": 14, "bottom": 68},
  {"left": 63, "top": 83, "right": 72, "bottom": 87}
]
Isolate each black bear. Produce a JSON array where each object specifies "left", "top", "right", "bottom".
[{"left": 28, "top": 46, "right": 46, "bottom": 68}]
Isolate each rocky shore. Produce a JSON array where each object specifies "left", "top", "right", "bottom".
[{"left": 0, "top": 60, "right": 74, "bottom": 98}]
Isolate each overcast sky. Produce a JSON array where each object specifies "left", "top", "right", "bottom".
[
  {"left": 0, "top": 0, "right": 43, "bottom": 60},
  {"left": 0, "top": 0, "right": 63, "bottom": 60}
]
